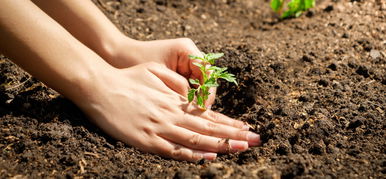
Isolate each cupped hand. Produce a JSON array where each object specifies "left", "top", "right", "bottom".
[
  {"left": 110, "top": 37, "right": 216, "bottom": 108},
  {"left": 76, "top": 62, "right": 261, "bottom": 161}
]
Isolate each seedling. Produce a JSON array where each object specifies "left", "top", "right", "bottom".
[
  {"left": 271, "top": 0, "right": 315, "bottom": 19},
  {"left": 188, "top": 53, "right": 237, "bottom": 109}
]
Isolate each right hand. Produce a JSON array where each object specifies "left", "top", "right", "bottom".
[
  {"left": 75, "top": 62, "right": 261, "bottom": 161},
  {"left": 109, "top": 38, "right": 218, "bottom": 108}
]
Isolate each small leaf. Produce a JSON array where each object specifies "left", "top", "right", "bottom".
[
  {"left": 197, "top": 94, "right": 204, "bottom": 108},
  {"left": 207, "top": 66, "right": 222, "bottom": 71},
  {"left": 215, "top": 67, "right": 228, "bottom": 74},
  {"left": 206, "top": 53, "right": 224, "bottom": 60},
  {"left": 189, "top": 78, "right": 200, "bottom": 85},
  {"left": 204, "top": 78, "right": 219, "bottom": 88},
  {"left": 219, "top": 73, "right": 238, "bottom": 85},
  {"left": 280, "top": 0, "right": 314, "bottom": 19},
  {"left": 295, "top": 11, "right": 302, "bottom": 17},
  {"left": 203, "top": 92, "right": 209, "bottom": 101},
  {"left": 188, "top": 55, "right": 203, "bottom": 61},
  {"left": 205, "top": 53, "right": 224, "bottom": 64},
  {"left": 192, "top": 62, "right": 204, "bottom": 68},
  {"left": 271, "top": 0, "right": 284, "bottom": 12},
  {"left": 188, "top": 89, "right": 196, "bottom": 102},
  {"left": 200, "top": 85, "right": 208, "bottom": 94},
  {"left": 210, "top": 67, "right": 228, "bottom": 79},
  {"left": 304, "top": 0, "right": 315, "bottom": 9}
]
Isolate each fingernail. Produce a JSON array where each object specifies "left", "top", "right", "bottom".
[
  {"left": 247, "top": 133, "right": 260, "bottom": 143},
  {"left": 193, "top": 153, "right": 204, "bottom": 161},
  {"left": 229, "top": 140, "right": 248, "bottom": 151},
  {"left": 203, "top": 153, "right": 217, "bottom": 160},
  {"left": 249, "top": 141, "right": 261, "bottom": 147},
  {"left": 207, "top": 105, "right": 212, "bottom": 109},
  {"left": 242, "top": 125, "right": 250, "bottom": 131}
]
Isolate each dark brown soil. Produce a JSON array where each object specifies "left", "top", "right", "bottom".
[{"left": 1, "top": 0, "right": 385, "bottom": 178}]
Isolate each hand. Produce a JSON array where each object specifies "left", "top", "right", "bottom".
[
  {"left": 109, "top": 37, "right": 217, "bottom": 108},
  {"left": 75, "top": 62, "right": 261, "bottom": 161}
]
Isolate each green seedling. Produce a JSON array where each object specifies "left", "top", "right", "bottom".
[
  {"left": 271, "top": 0, "right": 315, "bottom": 19},
  {"left": 188, "top": 53, "right": 237, "bottom": 110}
]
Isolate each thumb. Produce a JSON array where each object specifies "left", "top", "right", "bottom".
[
  {"left": 147, "top": 63, "right": 190, "bottom": 97},
  {"left": 205, "top": 87, "right": 217, "bottom": 109}
]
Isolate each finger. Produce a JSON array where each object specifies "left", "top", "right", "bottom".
[
  {"left": 175, "top": 113, "right": 261, "bottom": 146},
  {"left": 173, "top": 38, "right": 202, "bottom": 79},
  {"left": 159, "top": 124, "right": 249, "bottom": 153},
  {"left": 147, "top": 62, "right": 190, "bottom": 96},
  {"left": 151, "top": 136, "right": 217, "bottom": 162},
  {"left": 206, "top": 110, "right": 251, "bottom": 130},
  {"left": 183, "top": 104, "right": 249, "bottom": 130},
  {"left": 205, "top": 87, "right": 217, "bottom": 108}
]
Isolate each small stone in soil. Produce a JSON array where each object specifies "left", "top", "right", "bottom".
[
  {"left": 309, "top": 143, "right": 325, "bottom": 155},
  {"left": 370, "top": 50, "right": 381, "bottom": 60},
  {"left": 342, "top": 33, "right": 349, "bottom": 38},
  {"left": 347, "top": 119, "right": 364, "bottom": 129},
  {"left": 298, "top": 95, "right": 309, "bottom": 102},
  {"left": 327, "top": 63, "right": 337, "bottom": 71},
  {"left": 276, "top": 144, "right": 290, "bottom": 155},
  {"left": 356, "top": 65, "right": 370, "bottom": 78},
  {"left": 301, "top": 55, "right": 313, "bottom": 63},
  {"left": 318, "top": 79, "right": 329, "bottom": 87},
  {"left": 324, "top": 5, "right": 334, "bottom": 12},
  {"left": 306, "top": 10, "right": 314, "bottom": 17}
]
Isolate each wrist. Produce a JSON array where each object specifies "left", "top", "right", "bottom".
[
  {"left": 57, "top": 52, "right": 114, "bottom": 106},
  {"left": 101, "top": 33, "right": 141, "bottom": 68}
]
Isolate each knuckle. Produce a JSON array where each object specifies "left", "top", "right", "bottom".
[
  {"left": 171, "top": 149, "right": 183, "bottom": 158},
  {"left": 142, "top": 126, "right": 155, "bottom": 136},
  {"left": 204, "top": 122, "right": 217, "bottom": 136},
  {"left": 189, "top": 134, "right": 202, "bottom": 146},
  {"left": 170, "top": 147, "right": 183, "bottom": 159},
  {"left": 209, "top": 112, "right": 220, "bottom": 123},
  {"left": 236, "top": 130, "right": 249, "bottom": 140},
  {"left": 217, "top": 138, "right": 230, "bottom": 152}
]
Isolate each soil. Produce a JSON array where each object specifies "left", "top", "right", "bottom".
[{"left": 0, "top": 0, "right": 385, "bottom": 178}]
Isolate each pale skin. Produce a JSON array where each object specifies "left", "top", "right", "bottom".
[{"left": 0, "top": 0, "right": 261, "bottom": 161}]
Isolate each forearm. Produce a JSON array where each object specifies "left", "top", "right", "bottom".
[
  {"left": 0, "top": 0, "right": 110, "bottom": 102},
  {"left": 31, "top": 0, "right": 135, "bottom": 66}
]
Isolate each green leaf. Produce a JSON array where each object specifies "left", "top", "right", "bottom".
[
  {"left": 189, "top": 78, "right": 200, "bottom": 85},
  {"left": 281, "top": 10, "right": 292, "bottom": 19},
  {"left": 206, "top": 53, "right": 224, "bottom": 60},
  {"left": 219, "top": 73, "right": 238, "bottom": 85},
  {"left": 205, "top": 53, "right": 224, "bottom": 65},
  {"left": 192, "top": 62, "right": 204, "bottom": 68},
  {"left": 197, "top": 94, "right": 204, "bottom": 108},
  {"left": 188, "top": 89, "right": 196, "bottom": 102},
  {"left": 188, "top": 55, "right": 203, "bottom": 61},
  {"left": 204, "top": 78, "right": 219, "bottom": 88},
  {"left": 304, "top": 0, "right": 315, "bottom": 9},
  {"left": 281, "top": 0, "right": 314, "bottom": 19},
  {"left": 200, "top": 85, "right": 208, "bottom": 94},
  {"left": 295, "top": 11, "right": 302, "bottom": 17},
  {"left": 271, "top": 0, "right": 284, "bottom": 12},
  {"left": 215, "top": 67, "right": 228, "bottom": 74},
  {"left": 207, "top": 66, "right": 222, "bottom": 71},
  {"left": 210, "top": 66, "right": 228, "bottom": 79},
  {"left": 187, "top": 52, "right": 238, "bottom": 109}
]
